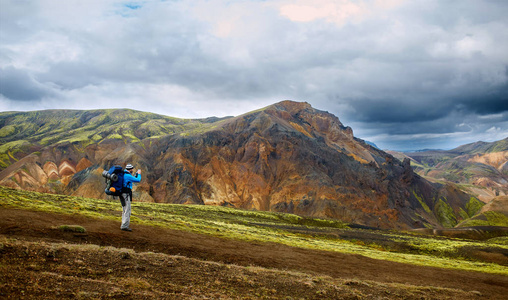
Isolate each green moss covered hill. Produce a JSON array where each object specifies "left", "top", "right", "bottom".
[{"left": 0, "top": 109, "right": 230, "bottom": 169}]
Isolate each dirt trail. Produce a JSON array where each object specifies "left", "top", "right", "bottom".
[{"left": 1, "top": 208, "right": 507, "bottom": 299}]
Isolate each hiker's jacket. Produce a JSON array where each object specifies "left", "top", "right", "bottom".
[{"left": 123, "top": 171, "right": 141, "bottom": 190}]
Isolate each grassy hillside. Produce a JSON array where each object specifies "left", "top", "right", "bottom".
[
  {"left": 0, "top": 109, "right": 205, "bottom": 144},
  {"left": 1, "top": 186, "right": 506, "bottom": 276},
  {"left": 451, "top": 138, "right": 508, "bottom": 154},
  {"left": 458, "top": 211, "right": 508, "bottom": 227},
  {"left": 0, "top": 109, "right": 230, "bottom": 169},
  {"left": 457, "top": 196, "right": 508, "bottom": 227}
]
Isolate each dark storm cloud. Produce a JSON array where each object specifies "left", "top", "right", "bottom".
[
  {"left": 345, "top": 78, "right": 508, "bottom": 125},
  {"left": 0, "top": 67, "right": 56, "bottom": 101},
  {"left": 461, "top": 85, "right": 508, "bottom": 115}
]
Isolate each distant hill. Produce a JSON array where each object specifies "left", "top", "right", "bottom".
[
  {"left": 387, "top": 138, "right": 508, "bottom": 203},
  {"left": 0, "top": 101, "right": 482, "bottom": 229},
  {"left": 0, "top": 109, "right": 231, "bottom": 169},
  {"left": 452, "top": 139, "right": 508, "bottom": 155},
  {"left": 457, "top": 195, "right": 508, "bottom": 227},
  {"left": 365, "top": 141, "right": 379, "bottom": 149}
]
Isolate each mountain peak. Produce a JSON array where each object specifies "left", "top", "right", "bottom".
[{"left": 271, "top": 100, "right": 312, "bottom": 114}]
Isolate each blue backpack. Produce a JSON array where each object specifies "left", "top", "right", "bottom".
[{"left": 102, "top": 165, "right": 125, "bottom": 196}]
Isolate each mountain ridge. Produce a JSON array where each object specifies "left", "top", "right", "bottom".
[
  {"left": 0, "top": 100, "right": 483, "bottom": 229},
  {"left": 387, "top": 138, "right": 508, "bottom": 201}
]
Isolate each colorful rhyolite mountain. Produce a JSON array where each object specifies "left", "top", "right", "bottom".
[
  {"left": 387, "top": 138, "right": 508, "bottom": 203},
  {"left": 0, "top": 101, "right": 484, "bottom": 229}
]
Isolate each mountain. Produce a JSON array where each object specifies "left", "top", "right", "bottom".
[
  {"left": 387, "top": 138, "right": 508, "bottom": 203},
  {"left": 0, "top": 101, "right": 481, "bottom": 229}
]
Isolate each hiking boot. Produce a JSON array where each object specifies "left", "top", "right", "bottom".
[{"left": 121, "top": 227, "right": 133, "bottom": 232}]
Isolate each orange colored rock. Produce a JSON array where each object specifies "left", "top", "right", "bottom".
[
  {"left": 76, "top": 158, "right": 93, "bottom": 172},
  {"left": 59, "top": 160, "right": 76, "bottom": 177},
  {"left": 43, "top": 161, "right": 59, "bottom": 180}
]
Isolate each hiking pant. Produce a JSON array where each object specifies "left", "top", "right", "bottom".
[{"left": 120, "top": 191, "right": 132, "bottom": 229}]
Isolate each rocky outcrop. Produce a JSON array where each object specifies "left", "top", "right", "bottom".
[{"left": 43, "top": 161, "right": 59, "bottom": 180}]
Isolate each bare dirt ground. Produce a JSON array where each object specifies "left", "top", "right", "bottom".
[{"left": 1, "top": 208, "right": 507, "bottom": 299}]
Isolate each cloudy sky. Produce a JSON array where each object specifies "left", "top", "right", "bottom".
[{"left": 1, "top": 0, "right": 507, "bottom": 151}]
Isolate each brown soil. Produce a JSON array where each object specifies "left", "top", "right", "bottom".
[{"left": 1, "top": 208, "right": 507, "bottom": 299}]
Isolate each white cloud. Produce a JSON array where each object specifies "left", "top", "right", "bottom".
[
  {"left": 279, "top": 0, "right": 368, "bottom": 25},
  {"left": 278, "top": 0, "right": 405, "bottom": 26},
  {"left": 486, "top": 126, "right": 500, "bottom": 133},
  {"left": 1, "top": 32, "right": 82, "bottom": 72}
]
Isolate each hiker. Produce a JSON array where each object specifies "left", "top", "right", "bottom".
[{"left": 120, "top": 163, "right": 141, "bottom": 232}]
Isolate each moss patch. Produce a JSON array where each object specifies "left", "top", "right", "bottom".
[
  {"left": 434, "top": 198, "right": 457, "bottom": 228},
  {"left": 413, "top": 190, "right": 431, "bottom": 213},
  {"left": 459, "top": 211, "right": 508, "bottom": 227},
  {"left": 0, "top": 124, "right": 16, "bottom": 138},
  {"left": 57, "top": 225, "right": 87, "bottom": 233},
  {"left": 465, "top": 197, "right": 484, "bottom": 217}
]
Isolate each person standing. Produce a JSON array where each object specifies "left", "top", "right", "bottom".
[{"left": 120, "top": 163, "right": 141, "bottom": 231}]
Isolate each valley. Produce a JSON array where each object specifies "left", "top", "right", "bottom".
[{"left": 388, "top": 139, "right": 508, "bottom": 202}]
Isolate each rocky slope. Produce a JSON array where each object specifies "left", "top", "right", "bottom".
[{"left": 0, "top": 101, "right": 480, "bottom": 229}]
